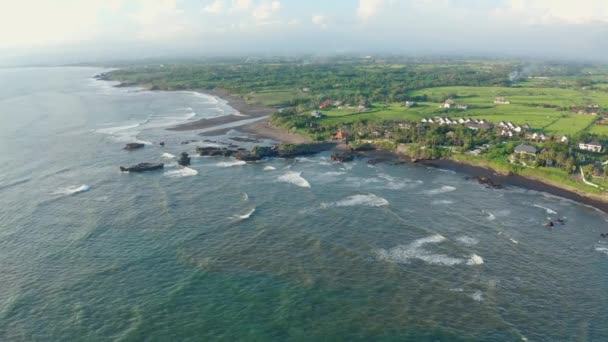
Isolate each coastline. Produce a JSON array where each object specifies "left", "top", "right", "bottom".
[
  {"left": 418, "top": 158, "right": 608, "bottom": 214},
  {"left": 112, "top": 82, "right": 608, "bottom": 213}
]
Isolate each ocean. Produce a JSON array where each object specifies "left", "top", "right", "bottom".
[{"left": 1, "top": 67, "right": 607, "bottom": 341}]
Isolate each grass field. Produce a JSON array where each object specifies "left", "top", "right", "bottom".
[{"left": 312, "top": 82, "right": 608, "bottom": 137}]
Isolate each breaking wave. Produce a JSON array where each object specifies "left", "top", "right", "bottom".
[
  {"left": 216, "top": 160, "right": 247, "bottom": 168},
  {"left": 471, "top": 290, "right": 484, "bottom": 302},
  {"left": 233, "top": 207, "right": 256, "bottom": 220},
  {"left": 322, "top": 194, "right": 389, "bottom": 208},
  {"left": 53, "top": 184, "right": 91, "bottom": 196},
  {"left": 263, "top": 166, "right": 277, "bottom": 171},
  {"left": 467, "top": 254, "right": 484, "bottom": 265},
  {"left": 162, "top": 153, "right": 176, "bottom": 159},
  {"left": 456, "top": 236, "right": 479, "bottom": 246},
  {"left": 431, "top": 199, "right": 453, "bottom": 205},
  {"left": 533, "top": 204, "right": 557, "bottom": 215},
  {"left": 376, "top": 234, "right": 484, "bottom": 267},
  {"left": 595, "top": 246, "right": 608, "bottom": 255},
  {"left": 278, "top": 171, "right": 311, "bottom": 188},
  {"left": 424, "top": 185, "right": 456, "bottom": 195},
  {"left": 164, "top": 167, "right": 198, "bottom": 178}
]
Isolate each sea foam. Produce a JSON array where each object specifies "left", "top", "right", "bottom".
[
  {"left": 53, "top": 184, "right": 91, "bottom": 196},
  {"left": 424, "top": 185, "right": 456, "bottom": 195},
  {"left": 322, "top": 194, "right": 389, "bottom": 208},
  {"left": 533, "top": 204, "right": 557, "bottom": 215},
  {"left": 234, "top": 208, "right": 256, "bottom": 220},
  {"left": 277, "top": 172, "right": 311, "bottom": 188},
  {"left": 263, "top": 166, "right": 277, "bottom": 171},
  {"left": 162, "top": 153, "right": 176, "bottom": 159},
  {"left": 216, "top": 160, "right": 247, "bottom": 168},
  {"left": 164, "top": 167, "right": 198, "bottom": 178}
]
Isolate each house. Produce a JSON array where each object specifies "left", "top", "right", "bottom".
[
  {"left": 441, "top": 99, "right": 456, "bottom": 109},
  {"left": 465, "top": 122, "right": 493, "bottom": 131},
  {"left": 559, "top": 136, "right": 569, "bottom": 143},
  {"left": 500, "top": 130, "right": 514, "bottom": 137},
  {"left": 310, "top": 110, "right": 325, "bottom": 119},
  {"left": 494, "top": 97, "right": 511, "bottom": 105},
  {"left": 332, "top": 129, "right": 347, "bottom": 140},
  {"left": 456, "top": 104, "right": 469, "bottom": 110},
  {"left": 578, "top": 140, "right": 603, "bottom": 153},
  {"left": 405, "top": 101, "right": 415, "bottom": 108},
  {"left": 319, "top": 100, "right": 333, "bottom": 109},
  {"left": 514, "top": 144, "right": 538, "bottom": 156},
  {"left": 302, "top": 88, "right": 310, "bottom": 92}
]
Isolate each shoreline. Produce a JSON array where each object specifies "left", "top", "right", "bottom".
[
  {"left": 168, "top": 88, "right": 275, "bottom": 132},
  {"left": 111, "top": 82, "right": 608, "bottom": 213},
  {"left": 419, "top": 158, "right": 608, "bottom": 214}
]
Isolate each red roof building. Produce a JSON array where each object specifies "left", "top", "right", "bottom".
[{"left": 319, "top": 100, "right": 333, "bottom": 109}]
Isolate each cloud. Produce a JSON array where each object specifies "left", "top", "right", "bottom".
[
  {"left": 231, "top": 0, "right": 252, "bottom": 12},
  {"left": 357, "top": 0, "right": 384, "bottom": 20},
  {"left": 312, "top": 14, "right": 328, "bottom": 28},
  {"left": 499, "top": 0, "right": 608, "bottom": 24},
  {"left": 203, "top": 0, "right": 226, "bottom": 14},
  {"left": 252, "top": 1, "right": 281, "bottom": 21}
]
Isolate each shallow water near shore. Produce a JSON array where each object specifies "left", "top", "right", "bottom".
[{"left": 1, "top": 67, "right": 608, "bottom": 341}]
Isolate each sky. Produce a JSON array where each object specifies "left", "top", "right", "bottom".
[{"left": 1, "top": 0, "right": 608, "bottom": 64}]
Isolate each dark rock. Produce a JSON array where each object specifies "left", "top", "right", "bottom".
[
  {"left": 331, "top": 152, "right": 355, "bottom": 163},
  {"left": 367, "top": 158, "right": 390, "bottom": 165},
  {"left": 124, "top": 143, "right": 145, "bottom": 151},
  {"left": 181, "top": 140, "right": 198, "bottom": 145},
  {"left": 468, "top": 176, "right": 503, "bottom": 189},
  {"left": 196, "top": 146, "right": 238, "bottom": 157},
  {"left": 120, "top": 163, "right": 164, "bottom": 173},
  {"left": 230, "top": 136, "right": 261, "bottom": 143},
  {"left": 159, "top": 142, "right": 165, "bottom": 147},
  {"left": 178, "top": 152, "right": 191, "bottom": 166}
]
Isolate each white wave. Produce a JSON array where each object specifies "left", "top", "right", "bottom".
[
  {"left": 456, "top": 236, "right": 479, "bottom": 246},
  {"left": 436, "top": 168, "right": 457, "bottom": 174},
  {"left": 234, "top": 207, "right": 256, "bottom": 220},
  {"left": 467, "top": 254, "right": 484, "bottom": 265},
  {"left": 164, "top": 167, "right": 198, "bottom": 178},
  {"left": 510, "top": 238, "right": 519, "bottom": 244},
  {"left": 595, "top": 247, "right": 608, "bottom": 255},
  {"left": 484, "top": 211, "right": 496, "bottom": 221},
  {"left": 95, "top": 122, "right": 142, "bottom": 135},
  {"left": 242, "top": 193, "right": 249, "bottom": 201},
  {"left": 471, "top": 290, "right": 484, "bottom": 302},
  {"left": 533, "top": 204, "right": 557, "bottom": 215},
  {"left": 376, "top": 235, "right": 483, "bottom": 267},
  {"left": 424, "top": 185, "right": 456, "bottom": 195},
  {"left": 324, "top": 171, "right": 346, "bottom": 176},
  {"left": 278, "top": 171, "right": 311, "bottom": 188},
  {"left": 431, "top": 199, "right": 453, "bottom": 205},
  {"left": 53, "top": 184, "right": 91, "bottom": 196},
  {"left": 162, "top": 153, "right": 176, "bottom": 159},
  {"left": 295, "top": 157, "right": 315, "bottom": 163},
  {"left": 263, "top": 166, "right": 277, "bottom": 171},
  {"left": 376, "top": 234, "right": 462, "bottom": 266},
  {"left": 322, "top": 194, "right": 389, "bottom": 208},
  {"left": 216, "top": 160, "right": 247, "bottom": 168}
]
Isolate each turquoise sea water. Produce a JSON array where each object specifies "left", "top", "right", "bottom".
[{"left": 1, "top": 67, "right": 607, "bottom": 341}]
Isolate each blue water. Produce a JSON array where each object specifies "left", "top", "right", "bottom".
[{"left": 1, "top": 67, "right": 607, "bottom": 341}]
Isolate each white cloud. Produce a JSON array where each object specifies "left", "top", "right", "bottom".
[
  {"left": 204, "top": 0, "right": 226, "bottom": 14},
  {"left": 312, "top": 14, "right": 328, "bottom": 28},
  {"left": 357, "top": 0, "right": 384, "bottom": 20},
  {"left": 231, "top": 0, "right": 252, "bottom": 12},
  {"left": 500, "top": 0, "right": 608, "bottom": 24},
  {"left": 252, "top": 1, "right": 281, "bottom": 21}
]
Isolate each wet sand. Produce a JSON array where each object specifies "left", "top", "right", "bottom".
[{"left": 168, "top": 89, "right": 274, "bottom": 131}]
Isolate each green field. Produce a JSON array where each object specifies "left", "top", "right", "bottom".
[{"left": 313, "top": 83, "right": 607, "bottom": 137}]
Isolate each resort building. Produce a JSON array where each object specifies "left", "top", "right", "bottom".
[
  {"left": 578, "top": 140, "right": 604, "bottom": 153},
  {"left": 514, "top": 144, "right": 538, "bottom": 156}
]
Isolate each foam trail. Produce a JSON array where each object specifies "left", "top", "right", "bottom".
[
  {"left": 471, "top": 290, "right": 484, "bottom": 302},
  {"left": 242, "top": 193, "right": 249, "bottom": 201},
  {"left": 53, "top": 184, "right": 91, "bottom": 196},
  {"left": 278, "top": 172, "right": 311, "bottom": 188},
  {"left": 162, "top": 153, "right": 176, "bottom": 159},
  {"left": 234, "top": 208, "right": 256, "bottom": 220},
  {"left": 322, "top": 194, "right": 389, "bottom": 208},
  {"left": 216, "top": 160, "right": 247, "bottom": 168},
  {"left": 533, "top": 204, "right": 557, "bottom": 215},
  {"left": 424, "top": 185, "right": 456, "bottom": 195},
  {"left": 164, "top": 167, "right": 198, "bottom": 178}
]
